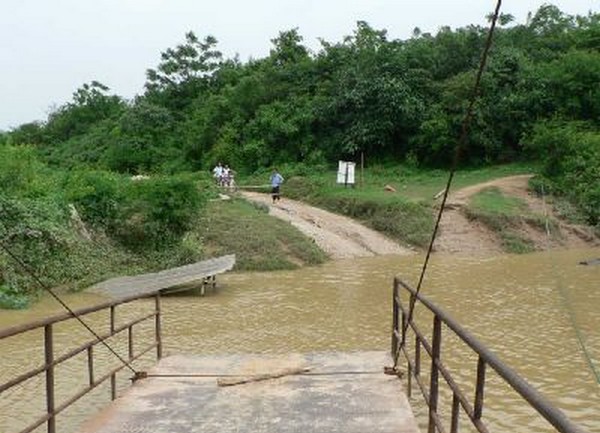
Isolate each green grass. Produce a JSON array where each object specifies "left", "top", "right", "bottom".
[
  {"left": 467, "top": 187, "right": 528, "bottom": 218},
  {"left": 464, "top": 187, "right": 540, "bottom": 254},
  {"left": 198, "top": 198, "right": 327, "bottom": 271}
]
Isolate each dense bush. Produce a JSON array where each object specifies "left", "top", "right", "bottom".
[
  {"left": 114, "top": 175, "right": 206, "bottom": 249},
  {"left": 0, "top": 146, "right": 210, "bottom": 307},
  {"left": 0, "top": 194, "right": 79, "bottom": 300},
  {"left": 65, "top": 171, "right": 208, "bottom": 249},
  {"left": 64, "top": 170, "right": 122, "bottom": 228},
  {"left": 525, "top": 121, "right": 600, "bottom": 226}
]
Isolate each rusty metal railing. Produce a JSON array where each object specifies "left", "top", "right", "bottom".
[
  {"left": 0, "top": 292, "right": 162, "bottom": 433},
  {"left": 392, "top": 278, "right": 588, "bottom": 433}
]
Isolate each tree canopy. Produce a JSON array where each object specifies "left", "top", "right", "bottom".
[{"left": 5, "top": 6, "right": 600, "bottom": 220}]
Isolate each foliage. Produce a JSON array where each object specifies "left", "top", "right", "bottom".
[
  {"left": 524, "top": 121, "right": 600, "bottom": 226},
  {"left": 65, "top": 170, "right": 207, "bottom": 249},
  {"left": 0, "top": 145, "right": 55, "bottom": 196},
  {"left": 2, "top": 5, "right": 599, "bottom": 300},
  {"left": 0, "top": 194, "right": 79, "bottom": 299},
  {"left": 114, "top": 175, "right": 206, "bottom": 249},
  {"left": 0, "top": 147, "right": 213, "bottom": 307},
  {"left": 64, "top": 170, "right": 122, "bottom": 227}
]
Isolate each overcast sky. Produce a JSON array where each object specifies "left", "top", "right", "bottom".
[{"left": 1, "top": 0, "right": 597, "bottom": 130}]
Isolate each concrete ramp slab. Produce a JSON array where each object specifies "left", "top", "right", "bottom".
[{"left": 79, "top": 351, "right": 419, "bottom": 433}]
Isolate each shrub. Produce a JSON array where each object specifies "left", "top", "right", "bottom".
[
  {"left": 0, "top": 194, "right": 77, "bottom": 299},
  {"left": 113, "top": 175, "right": 206, "bottom": 249},
  {"left": 64, "top": 170, "right": 123, "bottom": 228},
  {"left": 0, "top": 145, "right": 55, "bottom": 197},
  {"left": 525, "top": 121, "right": 600, "bottom": 226}
]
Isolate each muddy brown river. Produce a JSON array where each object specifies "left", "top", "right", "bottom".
[{"left": 1, "top": 248, "right": 599, "bottom": 432}]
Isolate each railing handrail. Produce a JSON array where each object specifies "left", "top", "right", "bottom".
[
  {"left": 0, "top": 292, "right": 162, "bottom": 433},
  {"left": 0, "top": 291, "right": 157, "bottom": 339},
  {"left": 393, "top": 277, "right": 588, "bottom": 433}
]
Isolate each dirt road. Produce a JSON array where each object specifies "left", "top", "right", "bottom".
[
  {"left": 242, "top": 175, "right": 597, "bottom": 259},
  {"left": 241, "top": 192, "right": 414, "bottom": 259},
  {"left": 435, "top": 174, "right": 596, "bottom": 254}
]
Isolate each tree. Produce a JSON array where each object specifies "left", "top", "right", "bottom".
[
  {"left": 45, "top": 81, "right": 125, "bottom": 143},
  {"left": 145, "top": 31, "right": 223, "bottom": 111},
  {"left": 105, "top": 101, "right": 176, "bottom": 173}
]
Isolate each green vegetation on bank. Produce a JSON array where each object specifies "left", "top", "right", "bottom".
[
  {"left": 464, "top": 187, "right": 538, "bottom": 253},
  {"left": 2, "top": 4, "right": 599, "bottom": 306},
  {"left": 200, "top": 198, "right": 327, "bottom": 271},
  {"left": 241, "top": 163, "right": 535, "bottom": 248},
  {"left": 0, "top": 147, "right": 326, "bottom": 308}
]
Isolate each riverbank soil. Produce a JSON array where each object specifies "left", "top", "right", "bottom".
[
  {"left": 243, "top": 175, "right": 598, "bottom": 258},
  {"left": 241, "top": 192, "right": 414, "bottom": 259},
  {"left": 435, "top": 175, "right": 599, "bottom": 254}
]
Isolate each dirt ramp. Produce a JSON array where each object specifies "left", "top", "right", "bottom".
[{"left": 241, "top": 192, "right": 413, "bottom": 259}]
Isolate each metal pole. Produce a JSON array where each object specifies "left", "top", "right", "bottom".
[
  {"left": 87, "top": 346, "right": 94, "bottom": 386},
  {"left": 111, "top": 374, "right": 117, "bottom": 400},
  {"left": 392, "top": 281, "right": 399, "bottom": 358},
  {"left": 128, "top": 325, "right": 134, "bottom": 360},
  {"left": 44, "top": 324, "right": 56, "bottom": 433},
  {"left": 474, "top": 356, "right": 487, "bottom": 420},
  {"left": 451, "top": 393, "right": 460, "bottom": 433},
  {"left": 155, "top": 293, "right": 163, "bottom": 360},
  {"left": 360, "top": 151, "right": 364, "bottom": 189},
  {"left": 428, "top": 315, "right": 442, "bottom": 433},
  {"left": 344, "top": 163, "right": 349, "bottom": 188}
]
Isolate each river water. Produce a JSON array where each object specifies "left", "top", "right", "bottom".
[{"left": 1, "top": 248, "right": 599, "bottom": 432}]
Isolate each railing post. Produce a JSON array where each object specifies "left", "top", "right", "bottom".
[
  {"left": 428, "top": 315, "right": 442, "bottom": 433},
  {"left": 474, "top": 355, "right": 486, "bottom": 421},
  {"left": 415, "top": 336, "right": 421, "bottom": 377},
  {"left": 44, "top": 324, "right": 56, "bottom": 433},
  {"left": 111, "top": 374, "right": 117, "bottom": 400},
  {"left": 87, "top": 346, "right": 94, "bottom": 386},
  {"left": 155, "top": 293, "right": 162, "bottom": 360},
  {"left": 392, "top": 280, "right": 399, "bottom": 358},
  {"left": 110, "top": 305, "right": 116, "bottom": 334},
  {"left": 451, "top": 393, "right": 460, "bottom": 433},
  {"left": 128, "top": 325, "right": 134, "bottom": 361}
]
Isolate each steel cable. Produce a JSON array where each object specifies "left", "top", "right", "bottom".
[{"left": 395, "top": 0, "right": 503, "bottom": 366}]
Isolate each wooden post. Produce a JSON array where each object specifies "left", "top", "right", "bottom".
[
  {"left": 344, "top": 162, "right": 349, "bottom": 188},
  {"left": 44, "top": 324, "right": 56, "bottom": 433}
]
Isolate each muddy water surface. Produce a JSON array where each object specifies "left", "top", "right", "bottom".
[{"left": 1, "top": 248, "right": 599, "bottom": 432}]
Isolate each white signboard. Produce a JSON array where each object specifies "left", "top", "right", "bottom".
[{"left": 337, "top": 161, "right": 355, "bottom": 185}]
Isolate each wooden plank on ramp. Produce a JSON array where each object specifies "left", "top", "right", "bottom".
[
  {"left": 87, "top": 254, "right": 235, "bottom": 298},
  {"left": 79, "top": 351, "right": 420, "bottom": 433}
]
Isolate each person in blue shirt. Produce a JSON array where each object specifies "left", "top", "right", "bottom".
[{"left": 269, "top": 168, "right": 284, "bottom": 203}]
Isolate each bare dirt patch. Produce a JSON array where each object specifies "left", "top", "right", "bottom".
[
  {"left": 242, "top": 175, "right": 598, "bottom": 260},
  {"left": 240, "top": 192, "right": 414, "bottom": 259},
  {"left": 435, "top": 175, "right": 598, "bottom": 255}
]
